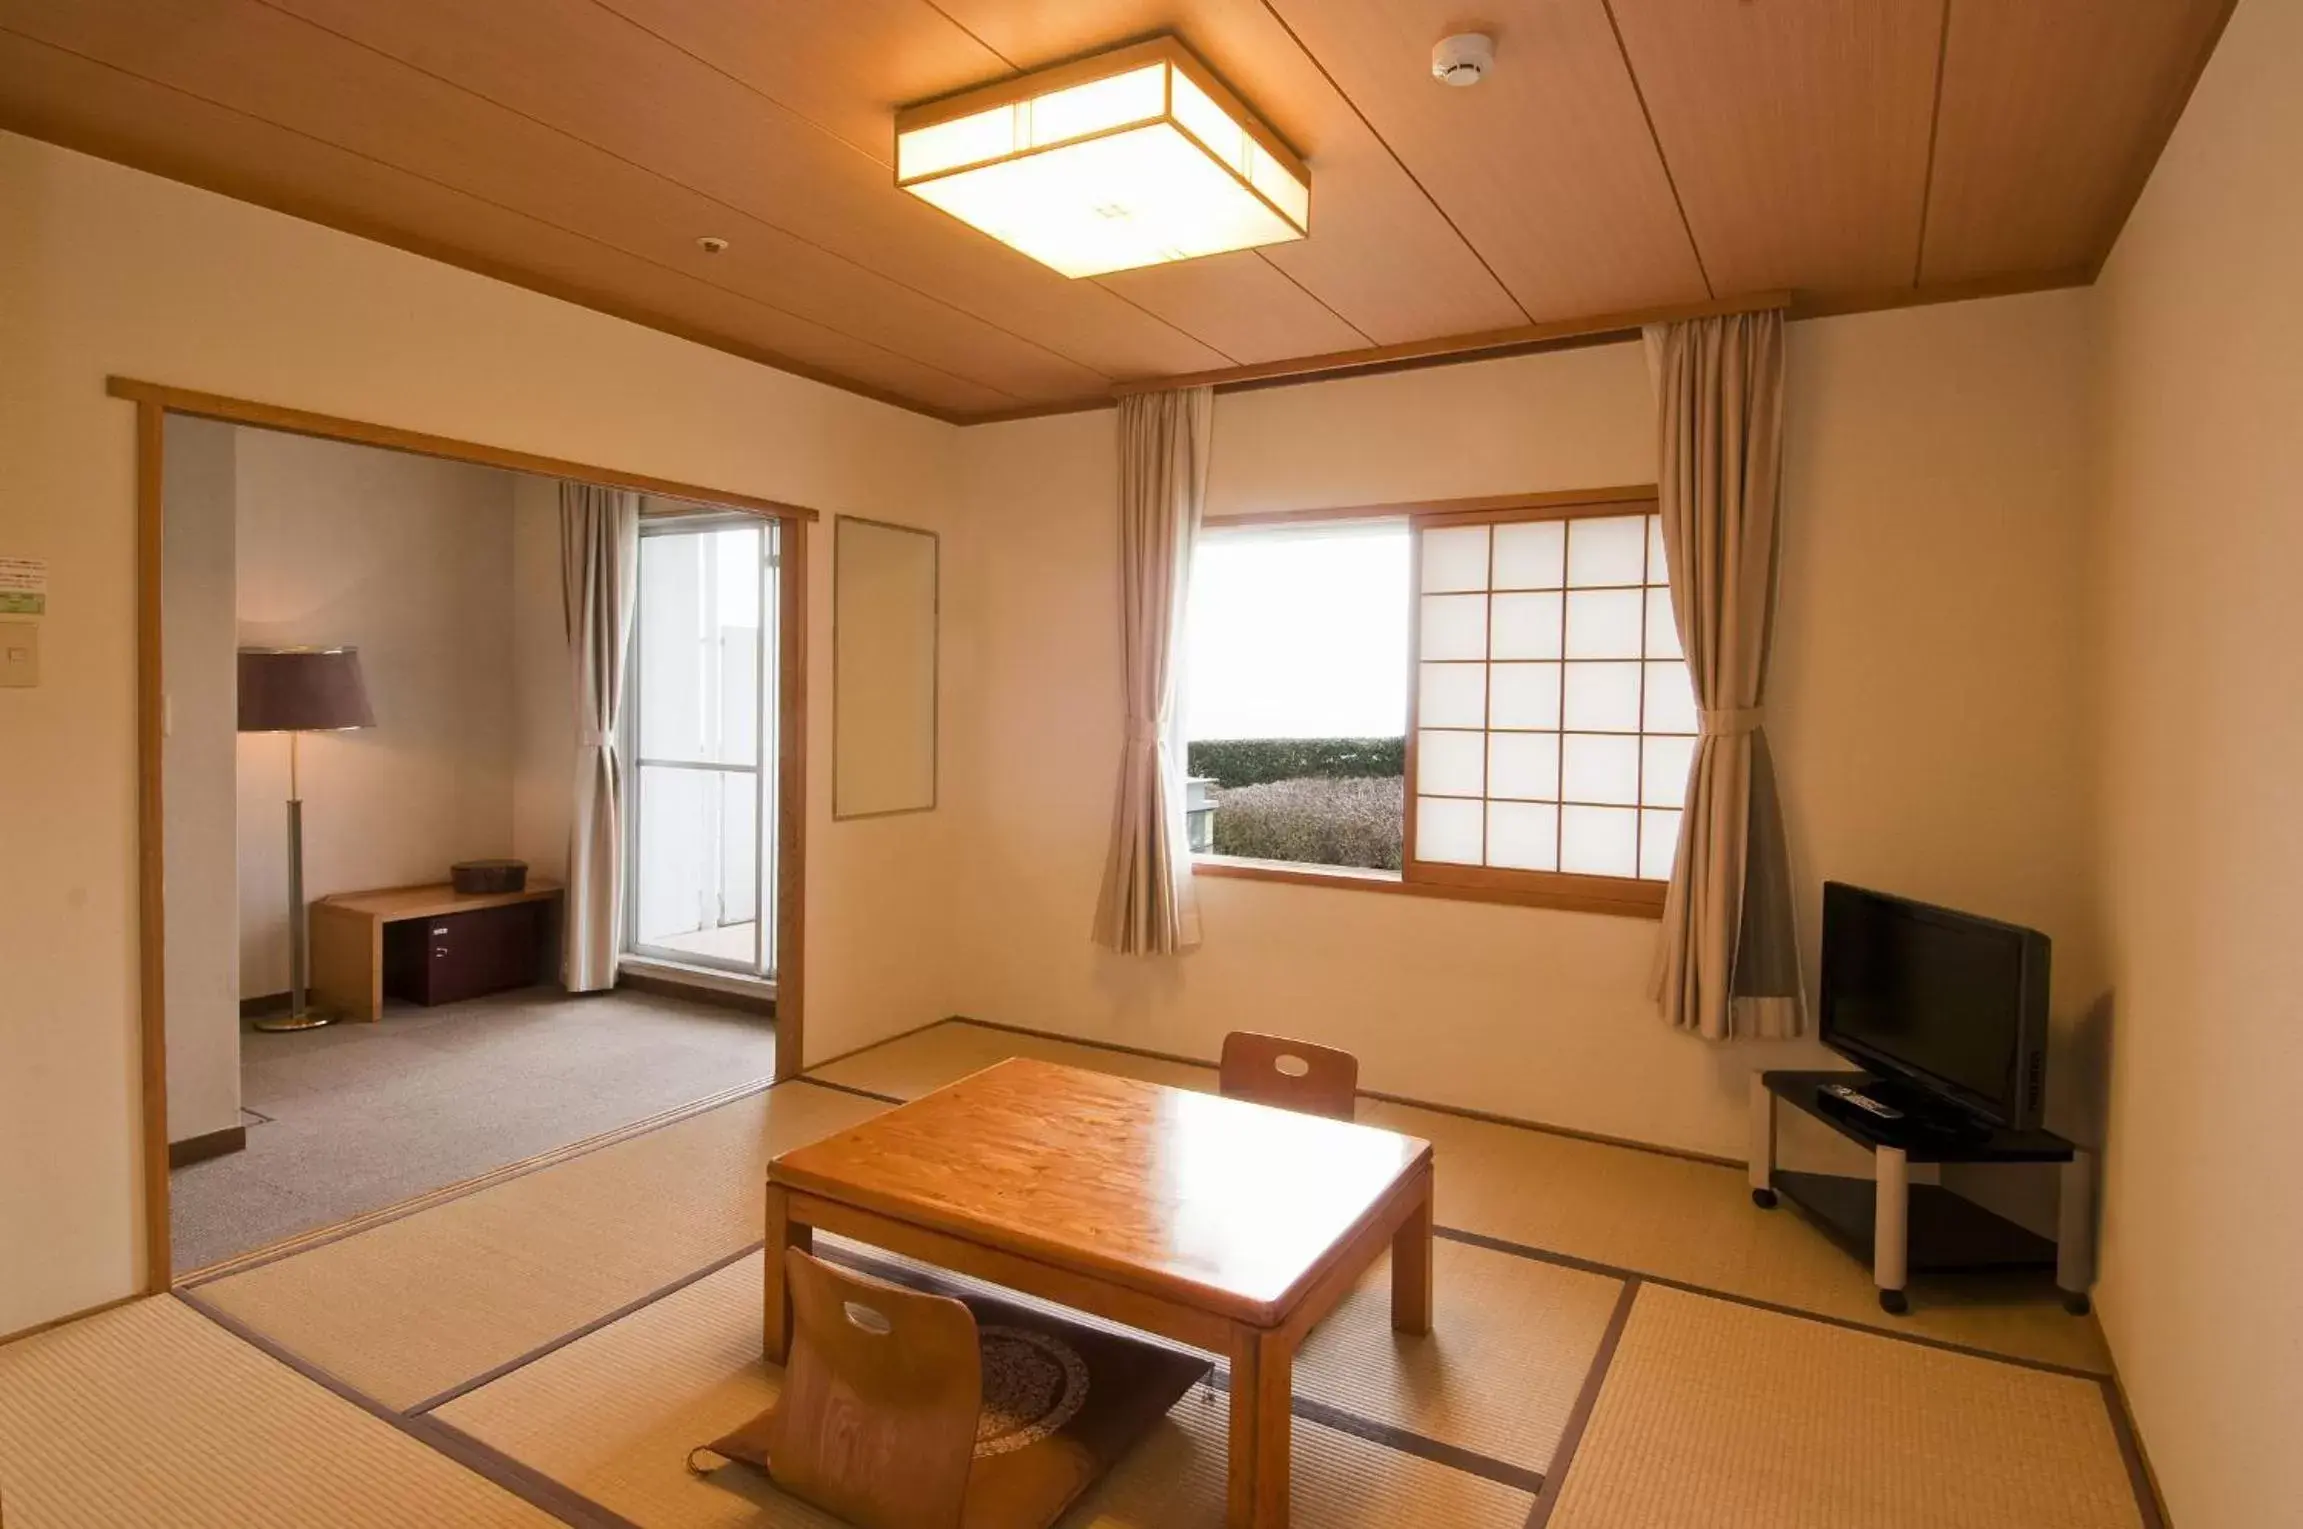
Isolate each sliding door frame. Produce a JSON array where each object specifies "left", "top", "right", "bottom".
[{"left": 113, "top": 375, "right": 814, "bottom": 1298}]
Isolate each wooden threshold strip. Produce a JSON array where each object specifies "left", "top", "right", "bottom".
[
  {"left": 105, "top": 377, "right": 821, "bottom": 520},
  {"left": 1108, "top": 290, "right": 1791, "bottom": 399}
]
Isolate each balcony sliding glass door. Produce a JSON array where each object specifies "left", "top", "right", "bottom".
[{"left": 625, "top": 514, "right": 780, "bottom": 981}]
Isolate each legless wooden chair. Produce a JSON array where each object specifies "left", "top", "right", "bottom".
[
  {"left": 1219, "top": 1031, "right": 1360, "bottom": 1121},
  {"left": 767, "top": 1249, "right": 981, "bottom": 1529}
]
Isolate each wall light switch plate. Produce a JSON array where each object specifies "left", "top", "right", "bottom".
[{"left": 0, "top": 619, "right": 38, "bottom": 687}]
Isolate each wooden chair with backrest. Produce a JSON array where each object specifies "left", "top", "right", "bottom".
[
  {"left": 766, "top": 1249, "right": 982, "bottom": 1529},
  {"left": 1219, "top": 1031, "right": 1360, "bottom": 1121}
]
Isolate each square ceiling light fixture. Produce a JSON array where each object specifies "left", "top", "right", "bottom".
[{"left": 894, "top": 38, "right": 1311, "bottom": 279}]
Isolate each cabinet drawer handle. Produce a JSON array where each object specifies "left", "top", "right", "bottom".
[
  {"left": 432, "top": 925, "right": 450, "bottom": 935},
  {"left": 434, "top": 947, "right": 450, "bottom": 957}
]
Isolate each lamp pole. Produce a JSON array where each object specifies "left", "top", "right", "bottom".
[
  {"left": 240, "top": 646, "right": 372, "bottom": 1033},
  {"left": 255, "top": 727, "right": 325, "bottom": 1032}
]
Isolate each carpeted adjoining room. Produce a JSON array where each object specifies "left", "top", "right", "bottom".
[
  {"left": 151, "top": 414, "right": 789, "bottom": 1280},
  {"left": 171, "top": 987, "right": 775, "bottom": 1274}
]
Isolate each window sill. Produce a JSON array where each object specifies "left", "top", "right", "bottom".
[{"left": 1191, "top": 855, "right": 1667, "bottom": 920}]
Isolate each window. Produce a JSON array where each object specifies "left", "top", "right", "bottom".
[
  {"left": 1186, "top": 493, "right": 1691, "bottom": 916},
  {"left": 625, "top": 514, "right": 782, "bottom": 977},
  {"left": 1183, "top": 522, "right": 1409, "bottom": 871}
]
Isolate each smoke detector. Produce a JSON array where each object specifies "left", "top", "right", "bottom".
[
  {"left": 696, "top": 236, "right": 729, "bottom": 255},
  {"left": 1432, "top": 33, "right": 1495, "bottom": 87}
]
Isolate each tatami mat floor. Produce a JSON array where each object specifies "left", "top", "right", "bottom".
[
  {"left": 2, "top": 1017, "right": 2155, "bottom": 1529},
  {"left": 0, "top": 1298, "right": 553, "bottom": 1528},
  {"left": 1542, "top": 1284, "right": 2145, "bottom": 1529},
  {"left": 188, "top": 1078, "right": 885, "bottom": 1410}
]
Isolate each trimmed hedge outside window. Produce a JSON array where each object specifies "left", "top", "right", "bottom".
[{"left": 1187, "top": 737, "right": 1404, "bottom": 871}]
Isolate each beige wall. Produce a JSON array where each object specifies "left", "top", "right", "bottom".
[
  {"left": 2089, "top": 0, "right": 2303, "bottom": 1521},
  {"left": 158, "top": 415, "right": 241, "bottom": 1145},
  {"left": 949, "top": 292, "right": 2103, "bottom": 1180},
  {"left": 0, "top": 131, "right": 960, "bottom": 1335},
  {"left": 234, "top": 429, "right": 518, "bottom": 996},
  {"left": 509, "top": 473, "right": 573, "bottom": 884}
]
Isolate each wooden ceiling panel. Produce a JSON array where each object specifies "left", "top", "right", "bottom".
[
  {"left": 1920, "top": 0, "right": 2233, "bottom": 283},
  {"left": 1609, "top": 0, "right": 1945, "bottom": 294},
  {"left": 930, "top": 0, "right": 1529, "bottom": 345},
  {"left": 590, "top": 0, "right": 1001, "bottom": 166},
  {"left": 0, "top": 0, "right": 2240, "bottom": 416},
  {"left": 1262, "top": 0, "right": 1708, "bottom": 320},
  {"left": 0, "top": 0, "right": 1114, "bottom": 401},
  {"left": 0, "top": 29, "right": 1016, "bottom": 416},
  {"left": 1097, "top": 254, "right": 1371, "bottom": 366},
  {"left": 281, "top": 0, "right": 1232, "bottom": 383}
]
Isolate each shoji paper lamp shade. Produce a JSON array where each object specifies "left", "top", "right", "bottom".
[
  {"left": 237, "top": 646, "right": 375, "bottom": 733},
  {"left": 894, "top": 38, "right": 1311, "bottom": 279}
]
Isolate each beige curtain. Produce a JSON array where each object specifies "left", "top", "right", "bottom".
[
  {"left": 1647, "top": 312, "right": 1805, "bottom": 1039},
  {"left": 1092, "top": 388, "right": 1212, "bottom": 955},
  {"left": 561, "top": 482, "right": 641, "bottom": 992}
]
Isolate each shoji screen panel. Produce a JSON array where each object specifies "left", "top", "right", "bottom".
[{"left": 1405, "top": 500, "right": 1694, "bottom": 905}]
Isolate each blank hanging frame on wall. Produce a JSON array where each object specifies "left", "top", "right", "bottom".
[{"left": 833, "top": 515, "right": 939, "bottom": 819}]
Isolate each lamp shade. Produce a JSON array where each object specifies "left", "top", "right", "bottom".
[{"left": 237, "top": 646, "right": 375, "bottom": 733}]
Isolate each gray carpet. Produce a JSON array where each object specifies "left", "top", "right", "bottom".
[{"left": 169, "top": 986, "right": 776, "bottom": 1274}]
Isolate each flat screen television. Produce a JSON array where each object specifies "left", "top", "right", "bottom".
[{"left": 1818, "top": 882, "right": 2050, "bottom": 1131}]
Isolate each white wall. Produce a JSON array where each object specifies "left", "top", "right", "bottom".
[
  {"left": 0, "top": 131, "right": 961, "bottom": 1335},
  {"left": 2088, "top": 0, "right": 2303, "bottom": 1521},
  {"left": 948, "top": 292, "right": 2103, "bottom": 1179},
  {"left": 158, "top": 415, "right": 240, "bottom": 1145},
  {"left": 233, "top": 429, "right": 518, "bottom": 996}
]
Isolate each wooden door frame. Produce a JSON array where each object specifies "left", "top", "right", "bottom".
[{"left": 117, "top": 376, "right": 813, "bottom": 1295}]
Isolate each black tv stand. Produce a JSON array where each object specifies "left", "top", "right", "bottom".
[{"left": 1750, "top": 1070, "right": 2095, "bottom": 1317}]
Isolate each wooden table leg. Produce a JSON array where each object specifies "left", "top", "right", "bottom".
[
  {"left": 1227, "top": 1326, "right": 1293, "bottom": 1529},
  {"left": 763, "top": 1183, "right": 813, "bottom": 1364},
  {"left": 1391, "top": 1176, "right": 1433, "bottom": 1336}
]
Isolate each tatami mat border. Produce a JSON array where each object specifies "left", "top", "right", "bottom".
[
  {"left": 940, "top": 1016, "right": 1742, "bottom": 1168},
  {"left": 1515, "top": 1279, "right": 2164, "bottom": 1529},
  {"left": 175, "top": 1287, "right": 635, "bottom": 1529},
  {"left": 1431, "top": 1225, "right": 2107, "bottom": 1380},
  {"left": 2099, "top": 1369, "right": 2171, "bottom": 1529},
  {"left": 794, "top": 1075, "right": 907, "bottom": 1107},
  {"left": 405, "top": 1241, "right": 770, "bottom": 1418},
  {"left": 1523, "top": 1279, "right": 1640, "bottom": 1529},
  {"left": 185, "top": 1231, "right": 1559, "bottom": 1523},
  {"left": 1204, "top": 1365, "right": 1548, "bottom": 1495},
  {"left": 177, "top": 1075, "right": 850, "bottom": 1289},
  {"left": 809, "top": 1240, "right": 1554, "bottom": 1497},
  {"left": 187, "top": 1253, "right": 1556, "bottom": 1525}
]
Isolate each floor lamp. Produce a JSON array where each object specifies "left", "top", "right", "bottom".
[{"left": 238, "top": 646, "right": 375, "bottom": 1032}]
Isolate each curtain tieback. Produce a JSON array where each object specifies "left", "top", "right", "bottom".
[
  {"left": 577, "top": 729, "right": 613, "bottom": 749},
  {"left": 1124, "top": 721, "right": 1162, "bottom": 745},
  {"left": 1698, "top": 706, "right": 1765, "bottom": 736}
]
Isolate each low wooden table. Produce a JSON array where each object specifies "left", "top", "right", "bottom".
[
  {"left": 308, "top": 880, "right": 561, "bottom": 1021},
  {"left": 765, "top": 1058, "right": 1434, "bottom": 1529}
]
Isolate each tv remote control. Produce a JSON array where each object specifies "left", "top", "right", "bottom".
[{"left": 1821, "top": 1083, "right": 1904, "bottom": 1121}]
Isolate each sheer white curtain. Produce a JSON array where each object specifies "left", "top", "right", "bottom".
[
  {"left": 561, "top": 482, "right": 640, "bottom": 992},
  {"left": 1647, "top": 311, "right": 1805, "bottom": 1039},
  {"left": 1092, "top": 388, "right": 1212, "bottom": 955}
]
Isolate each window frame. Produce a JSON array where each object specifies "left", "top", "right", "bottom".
[
  {"left": 623, "top": 510, "right": 783, "bottom": 979},
  {"left": 1189, "top": 485, "right": 1674, "bottom": 921}
]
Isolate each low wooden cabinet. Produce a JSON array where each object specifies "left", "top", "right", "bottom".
[
  {"left": 382, "top": 899, "right": 550, "bottom": 1007},
  {"left": 310, "top": 881, "right": 562, "bottom": 1021}
]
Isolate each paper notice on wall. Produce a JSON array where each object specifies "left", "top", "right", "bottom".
[{"left": 0, "top": 556, "right": 46, "bottom": 615}]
